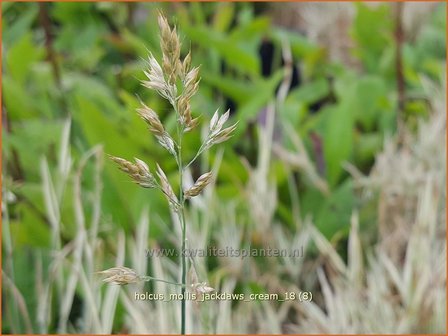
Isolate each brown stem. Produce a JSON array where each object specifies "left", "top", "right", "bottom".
[
  {"left": 2, "top": 107, "right": 24, "bottom": 180},
  {"left": 310, "top": 131, "right": 325, "bottom": 178},
  {"left": 38, "top": 3, "right": 61, "bottom": 86},
  {"left": 126, "top": 2, "right": 135, "bottom": 27}
]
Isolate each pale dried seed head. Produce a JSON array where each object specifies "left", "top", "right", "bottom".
[
  {"left": 185, "top": 67, "right": 200, "bottom": 88},
  {"left": 176, "top": 59, "right": 183, "bottom": 79},
  {"left": 134, "top": 158, "right": 150, "bottom": 174},
  {"left": 156, "top": 163, "right": 180, "bottom": 210},
  {"left": 142, "top": 54, "right": 173, "bottom": 101},
  {"left": 209, "top": 109, "right": 230, "bottom": 135},
  {"left": 177, "top": 93, "right": 201, "bottom": 132},
  {"left": 183, "top": 67, "right": 200, "bottom": 98},
  {"left": 177, "top": 96, "right": 196, "bottom": 131},
  {"left": 156, "top": 134, "right": 177, "bottom": 156},
  {"left": 184, "top": 171, "right": 213, "bottom": 199},
  {"left": 191, "top": 282, "right": 215, "bottom": 294},
  {"left": 109, "top": 155, "right": 157, "bottom": 188},
  {"left": 136, "top": 102, "right": 176, "bottom": 156},
  {"left": 148, "top": 54, "right": 164, "bottom": 78},
  {"left": 158, "top": 13, "right": 171, "bottom": 42},
  {"left": 210, "top": 110, "right": 219, "bottom": 130},
  {"left": 137, "top": 103, "right": 165, "bottom": 136},
  {"left": 177, "top": 96, "right": 191, "bottom": 124},
  {"left": 182, "top": 51, "right": 192, "bottom": 77},
  {"left": 170, "top": 29, "right": 181, "bottom": 56},
  {"left": 96, "top": 266, "right": 142, "bottom": 285},
  {"left": 184, "top": 116, "right": 200, "bottom": 133},
  {"left": 109, "top": 156, "right": 136, "bottom": 174},
  {"left": 206, "top": 109, "right": 237, "bottom": 148},
  {"left": 162, "top": 55, "right": 172, "bottom": 76},
  {"left": 141, "top": 77, "right": 165, "bottom": 92},
  {"left": 158, "top": 13, "right": 181, "bottom": 85},
  {"left": 216, "top": 110, "right": 230, "bottom": 129},
  {"left": 211, "top": 122, "right": 238, "bottom": 144}
]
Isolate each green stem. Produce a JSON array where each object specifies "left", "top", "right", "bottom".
[
  {"left": 176, "top": 119, "right": 187, "bottom": 335},
  {"left": 141, "top": 275, "right": 186, "bottom": 287},
  {"left": 180, "top": 202, "right": 187, "bottom": 335},
  {"left": 184, "top": 143, "right": 206, "bottom": 171}
]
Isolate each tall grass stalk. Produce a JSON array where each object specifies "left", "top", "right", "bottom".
[{"left": 106, "top": 12, "right": 237, "bottom": 334}]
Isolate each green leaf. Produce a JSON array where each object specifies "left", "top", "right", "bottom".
[
  {"left": 237, "top": 69, "right": 284, "bottom": 125},
  {"left": 315, "top": 180, "right": 354, "bottom": 239},
  {"left": 302, "top": 180, "right": 354, "bottom": 239},
  {"left": 11, "top": 204, "right": 51, "bottom": 248},
  {"left": 4, "top": 119, "right": 63, "bottom": 179},
  {"left": 351, "top": 3, "right": 392, "bottom": 72},
  {"left": 6, "top": 33, "right": 44, "bottom": 84},
  {"left": 190, "top": 2, "right": 206, "bottom": 25},
  {"left": 212, "top": 2, "right": 235, "bottom": 32},
  {"left": 121, "top": 29, "right": 154, "bottom": 58},
  {"left": 2, "top": 3, "right": 38, "bottom": 46},
  {"left": 229, "top": 16, "right": 270, "bottom": 42},
  {"left": 272, "top": 28, "right": 325, "bottom": 79},
  {"left": 322, "top": 102, "right": 354, "bottom": 187},
  {"left": 272, "top": 28, "right": 320, "bottom": 58},
  {"left": 352, "top": 75, "right": 388, "bottom": 131},
  {"left": 355, "top": 132, "right": 383, "bottom": 163},
  {"left": 183, "top": 25, "right": 260, "bottom": 77},
  {"left": 287, "top": 78, "right": 330, "bottom": 106},
  {"left": 2, "top": 76, "right": 39, "bottom": 120},
  {"left": 201, "top": 73, "right": 254, "bottom": 105}
]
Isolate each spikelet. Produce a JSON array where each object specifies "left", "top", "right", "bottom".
[
  {"left": 191, "top": 282, "right": 215, "bottom": 294},
  {"left": 109, "top": 156, "right": 156, "bottom": 188},
  {"left": 141, "top": 54, "right": 177, "bottom": 102},
  {"left": 184, "top": 172, "right": 213, "bottom": 199},
  {"left": 137, "top": 102, "right": 176, "bottom": 156},
  {"left": 156, "top": 163, "right": 180, "bottom": 211},
  {"left": 96, "top": 266, "right": 141, "bottom": 285},
  {"left": 158, "top": 13, "right": 182, "bottom": 85},
  {"left": 204, "top": 109, "right": 238, "bottom": 149},
  {"left": 177, "top": 65, "right": 201, "bottom": 131}
]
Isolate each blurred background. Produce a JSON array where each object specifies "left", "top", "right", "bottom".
[{"left": 2, "top": 2, "right": 446, "bottom": 334}]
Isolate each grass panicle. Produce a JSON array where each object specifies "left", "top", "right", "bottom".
[{"left": 106, "top": 12, "right": 237, "bottom": 334}]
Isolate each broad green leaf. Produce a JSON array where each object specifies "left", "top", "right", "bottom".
[
  {"left": 5, "top": 32, "right": 44, "bottom": 84},
  {"left": 355, "top": 132, "right": 383, "bottom": 163},
  {"left": 121, "top": 29, "right": 154, "bottom": 58},
  {"left": 352, "top": 75, "right": 388, "bottom": 131},
  {"left": 323, "top": 102, "right": 354, "bottom": 187},
  {"left": 11, "top": 204, "right": 51, "bottom": 248},
  {"left": 2, "top": 76, "right": 39, "bottom": 120},
  {"left": 229, "top": 16, "right": 270, "bottom": 42},
  {"left": 73, "top": 94, "right": 137, "bottom": 228},
  {"left": 280, "top": 79, "right": 330, "bottom": 127},
  {"left": 237, "top": 69, "right": 284, "bottom": 125},
  {"left": 315, "top": 179, "right": 354, "bottom": 239},
  {"left": 4, "top": 119, "right": 63, "bottom": 179},
  {"left": 67, "top": 74, "right": 122, "bottom": 120},
  {"left": 213, "top": 2, "right": 235, "bottom": 32},
  {"left": 190, "top": 2, "right": 206, "bottom": 25},
  {"left": 201, "top": 73, "right": 254, "bottom": 104},
  {"left": 2, "top": 3, "right": 38, "bottom": 45},
  {"left": 351, "top": 3, "right": 392, "bottom": 72},
  {"left": 183, "top": 26, "right": 260, "bottom": 77},
  {"left": 272, "top": 29, "right": 320, "bottom": 58},
  {"left": 302, "top": 180, "right": 354, "bottom": 239},
  {"left": 286, "top": 78, "right": 330, "bottom": 106},
  {"left": 271, "top": 28, "right": 325, "bottom": 79}
]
